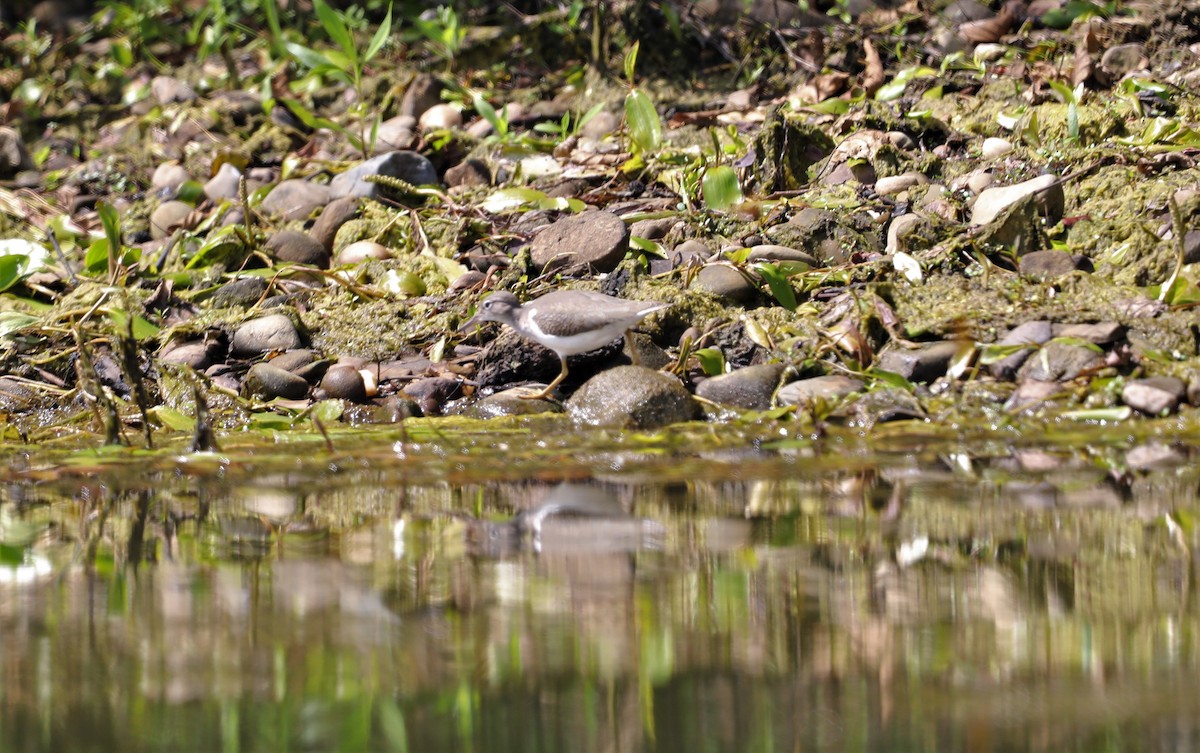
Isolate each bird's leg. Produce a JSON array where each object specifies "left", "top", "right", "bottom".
[
  {"left": 520, "top": 355, "right": 569, "bottom": 400},
  {"left": 624, "top": 330, "right": 641, "bottom": 366}
]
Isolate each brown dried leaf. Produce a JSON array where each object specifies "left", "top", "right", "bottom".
[
  {"left": 960, "top": 4, "right": 1014, "bottom": 43},
  {"left": 790, "top": 71, "right": 851, "bottom": 105},
  {"left": 861, "top": 38, "right": 885, "bottom": 96},
  {"left": 1072, "top": 23, "right": 1100, "bottom": 87}
]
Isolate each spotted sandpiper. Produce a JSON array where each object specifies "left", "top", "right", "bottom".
[{"left": 464, "top": 289, "right": 669, "bottom": 399}]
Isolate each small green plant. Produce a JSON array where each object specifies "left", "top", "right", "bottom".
[
  {"left": 622, "top": 42, "right": 663, "bottom": 159},
  {"left": 282, "top": 0, "right": 393, "bottom": 158},
  {"left": 413, "top": 5, "right": 466, "bottom": 70}
]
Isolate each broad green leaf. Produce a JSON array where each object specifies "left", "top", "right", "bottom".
[
  {"left": 308, "top": 399, "right": 344, "bottom": 424},
  {"left": 876, "top": 66, "right": 938, "bottom": 102},
  {"left": 98, "top": 201, "right": 121, "bottom": 256},
  {"left": 365, "top": 4, "right": 393, "bottom": 62},
  {"left": 868, "top": 368, "right": 915, "bottom": 391},
  {"left": 314, "top": 0, "right": 356, "bottom": 61},
  {"left": 472, "top": 92, "right": 505, "bottom": 136},
  {"left": 1060, "top": 406, "right": 1132, "bottom": 422},
  {"left": 0, "top": 312, "right": 37, "bottom": 337},
  {"left": 629, "top": 236, "right": 667, "bottom": 258},
  {"left": 249, "top": 412, "right": 295, "bottom": 430},
  {"left": 694, "top": 347, "right": 725, "bottom": 376},
  {"left": 151, "top": 406, "right": 195, "bottom": 431},
  {"left": 753, "top": 262, "right": 797, "bottom": 311},
  {"left": 804, "top": 98, "right": 851, "bottom": 116},
  {"left": 84, "top": 238, "right": 111, "bottom": 275},
  {"left": 0, "top": 255, "right": 22, "bottom": 292},
  {"left": 481, "top": 187, "right": 549, "bottom": 213},
  {"left": 702, "top": 165, "right": 743, "bottom": 210},
  {"left": 107, "top": 308, "right": 161, "bottom": 340},
  {"left": 624, "top": 88, "right": 662, "bottom": 153},
  {"left": 285, "top": 42, "right": 335, "bottom": 72}
]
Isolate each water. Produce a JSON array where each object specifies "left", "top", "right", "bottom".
[{"left": 1, "top": 425, "right": 1199, "bottom": 752}]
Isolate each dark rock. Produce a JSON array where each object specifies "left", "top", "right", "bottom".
[
  {"left": 839, "top": 387, "right": 924, "bottom": 426},
  {"left": 398, "top": 73, "right": 444, "bottom": 119},
  {"left": 268, "top": 349, "right": 317, "bottom": 373},
  {"left": 530, "top": 210, "right": 629, "bottom": 274},
  {"left": 1018, "top": 340, "right": 1102, "bottom": 381},
  {"left": 329, "top": 151, "right": 440, "bottom": 200},
  {"left": 694, "top": 363, "right": 786, "bottom": 410},
  {"left": 310, "top": 196, "right": 361, "bottom": 251},
  {"left": 264, "top": 230, "right": 329, "bottom": 268},
  {"left": 460, "top": 388, "right": 565, "bottom": 418},
  {"left": 1122, "top": 376, "right": 1185, "bottom": 415},
  {"left": 876, "top": 341, "right": 962, "bottom": 383},
  {"left": 629, "top": 217, "right": 676, "bottom": 240},
  {"left": 210, "top": 277, "right": 267, "bottom": 308},
  {"left": 690, "top": 264, "right": 757, "bottom": 303},
  {"left": 402, "top": 376, "right": 463, "bottom": 415},
  {"left": 474, "top": 330, "right": 615, "bottom": 391},
  {"left": 566, "top": 366, "right": 700, "bottom": 429},
  {"left": 988, "top": 320, "right": 1053, "bottom": 380},
  {"left": 627, "top": 333, "right": 672, "bottom": 370},
  {"left": 672, "top": 239, "right": 714, "bottom": 265},
  {"left": 320, "top": 365, "right": 368, "bottom": 403},
  {"left": 259, "top": 180, "right": 330, "bottom": 221},
  {"left": 444, "top": 158, "right": 491, "bottom": 188},
  {"left": 0, "top": 376, "right": 45, "bottom": 413},
  {"left": 159, "top": 341, "right": 218, "bottom": 370},
  {"left": 1019, "top": 250, "right": 1092, "bottom": 280},
  {"left": 243, "top": 363, "right": 309, "bottom": 400},
  {"left": 231, "top": 314, "right": 302, "bottom": 356},
  {"left": 776, "top": 375, "right": 864, "bottom": 406}
]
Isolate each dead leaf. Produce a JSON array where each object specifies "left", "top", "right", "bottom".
[
  {"left": 960, "top": 4, "right": 1014, "bottom": 43},
  {"left": 790, "top": 71, "right": 850, "bottom": 105},
  {"left": 861, "top": 38, "right": 885, "bottom": 96},
  {"left": 1072, "top": 22, "right": 1100, "bottom": 87}
]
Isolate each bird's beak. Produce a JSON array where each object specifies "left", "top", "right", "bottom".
[{"left": 458, "top": 310, "right": 483, "bottom": 334}]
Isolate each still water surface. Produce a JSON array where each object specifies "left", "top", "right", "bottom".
[{"left": 1, "top": 424, "right": 1199, "bottom": 752}]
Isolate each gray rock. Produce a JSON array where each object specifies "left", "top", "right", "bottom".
[
  {"left": 374, "top": 114, "right": 417, "bottom": 152},
  {"left": 149, "top": 200, "right": 193, "bottom": 240},
  {"left": 320, "top": 365, "right": 368, "bottom": 403},
  {"left": 988, "top": 320, "right": 1053, "bottom": 380},
  {"left": 260, "top": 179, "right": 330, "bottom": 221},
  {"left": 329, "top": 150, "right": 440, "bottom": 200},
  {"left": 776, "top": 375, "right": 864, "bottom": 406},
  {"left": 310, "top": 196, "right": 361, "bottom": 251},
  {"left": 971, "top": 174, "right": 1065, "bottom": 226},
  {"left": 461, "top": 388, "right": 565, "bottom": 418},
  {"left": 444, "top": 158, "right": 491, "bottom": 188},
  {"left": 695, "top": 363, "right": 786, "bottom": 410},
  {"left": 690, "top": 264, "right": 757, "bottom": 303},
  {"left": 530, "top": 210, "right": 630, "bottom": 274},
  {"left": 232, "top": 314, "right": 302, "bottom": 356},
  {"left": 335, "top": 241, "right": 392, "bottom": 265},
  {"left": 1017, "top": 341, "right": 1102, "bottom": 381},
  {"left": 0, "top": 376, "right": 45, "bottom": 413},
  {"left": 264, "top": 230, "right": 329, "bottom": 268},
  {"left": 1004, "top": 379, "right": 1064, "bottom": 412},
  {"left": 151, "top": 162, "right": 192, "bottom": 191},
  {"left": 243, "top": 362, "right": 309, "bottom": 400},
  {"left": 210, "top": 276, "right": 267, "bottom": 308},
  {"left": 874, "top": 171, "right": 928, "bottom": 196},
  {"left": 745, "top": 244, "right": 819, "bottom": 267},
  {"left": 204, "top": 162, "right": 242, "bottom": 201},
  {"left": 150, "top": 75, "right": 196, "bottom": 104},
  {"left": 1122, "top": 376, "right": 1185, "bottom": 415},
  {"left": 1054, "top": 321, "right": 1124, "bottom": 345},
  {"left": 672, "top": 239, "right": 715, "bottom": 265},
  {"left": 581, "top": 110, "right": 620, "bottom": 140},
  {"left": 1099, "top": 43, "right": 1146, "bottom": 83},
  {"left": 1019, "top": 250, "right": 1092, "bottom": 280},
  {"left": 398, "top": 74, "right": 444, "bottom": 119},
  {"left": 876, "top": 341, "right": 962, "bottom": 383},
  {"left": 566, "top": 366, "right": 699, "bottom": 429}
]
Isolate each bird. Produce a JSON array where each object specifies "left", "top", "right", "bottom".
[{"left": 464, "top": 289, "right": 669, "bottom": 399}]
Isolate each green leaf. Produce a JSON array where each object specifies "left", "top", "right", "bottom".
[
  {"left": 365, "top": 4, "right": 393, "bottom": 62},
  {"left": 629, "top": 236, "right": 667, "bottom": 258},
  {"left": 876, "top": 65, "right": 938, "bottom": 102},
  {"left": 107, "top": 308, "right": 161, "bottom": 341},
  {"left": 151, "top": 406, "right": 195, "bottom": 431},
  {"left": 0, "top": 312, "right": 37, "bottom": 337},
  {"left": 867, "top": 368, "right": 915, "bottom": 391},
  {"left": 280, "top": 99, "right": 363, "bottom": 151},
  {"left": 1060, "top": 406, "right": 1132, "bottom": 422},
  {"left": 694, "top": 347, "right": 725, "bottom": 376},
  {"left": 472, "top": 92, "right": 506, "bottom": 136},
  {"left": 84, "top": 238, "right": 111, "bottom": 275},
  {"left": 0, "top": 255, "right": 23, "bottom": 292},
  {"left": 624, "top": 40, "right": 639, "bottom": 83},
  {"left": 249, "top": 412, "right": 295, "bottom": 430},
  {"left": 480, "top": 187, "right": 549, "bottom": 213},
  {"left": 314, "top": 0, "right": 356, "bottom": 61},
  {"left": 624, "top": 88, "right": 662, "bottom": 154},
  {"left": 308, "top": 399, "right": 344, "bottom": 424},
  {"left": 702, "top": 165, "right": 743, "bottom": 210},
  {"left": 753, "top": 262, "right": 797, "bottom": 311},
  {"left": 285, "top": 42, "right": 335, "bottom": 72}
]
